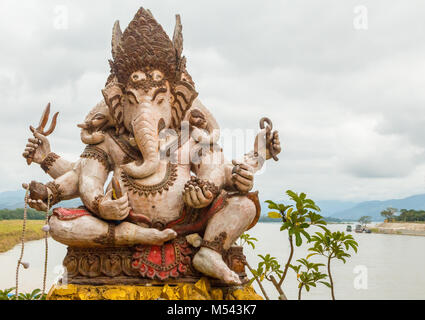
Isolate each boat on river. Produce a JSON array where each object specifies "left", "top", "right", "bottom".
[{"left": 355, "top": 224, "right": 363, "bottom": 233}]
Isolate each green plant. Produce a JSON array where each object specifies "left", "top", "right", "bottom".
[
  {"left": 251, "top": 253, "right": 285, "bottom": 299},
  {"left": 0, "top": 288, "right": 46, "bottom": 300},
  {"left": 240, "top": 190, "right": 359, "bottom": 300},
  {"left": 266, "top": 191, "right": 328, "bottom": 296},
  {"left": 0, "top": 287, "right": 15, "bottom": 300},
  {"left": 395, "top": 209, "right": 425, "bottom": 222},
  {"left": 16, "top": 289, "right": 46, "bottom": 300},
  {"left": 308, "top": 230, "right": 359, "bottom": 300},
  {"left": 238, "top": 233, "right": 258, "bottom": 249},
  {"left": 289, "top": 258, "right": 330, "bottom": 300},
  {"left": 380, "top": 207, "right": 397, "bottom": 222},
  {"left": 238, "top": 233, "right": 271, "bottom": 300}
]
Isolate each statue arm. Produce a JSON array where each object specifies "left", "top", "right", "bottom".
[
  {"left": 190, "top": 144, "right": 227, "bottom": 189},
  {"left": 41, "top": 155, "right": 75, "bottom": 180},
  {"left": 189, "top": 143, "right": 254, "bottom": 193},
  {"left": 51, "top": 162, "right": 81, "bottom": 201},
  {"left": 78, "top": 156, "right": 110, "bottom": 216}
]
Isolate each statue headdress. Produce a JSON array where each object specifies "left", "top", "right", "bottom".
[{"left": 109, "top": 7, "right": 187, "bottom": 85}]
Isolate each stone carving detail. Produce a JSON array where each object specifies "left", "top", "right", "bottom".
[
  {"left": 46, "top": 181, "right": 63, "bottom": 205},
  {"left": 201, "top": 232, "right": 227, "bottom": 254},
  {"left": 121, "top": 162, "right": 178, "bottom": 196},
  {"left": 64, "top": 247, "right": 139, "bottom": 282},
  {"left": 41, "top": 152, "right": 60, "bottom": 173},
  {"left": 62, "top": 245, "right": 248, "bottom": 285},
  {"left": 80, "top": 145, "right": 110, "bottom": 170}
]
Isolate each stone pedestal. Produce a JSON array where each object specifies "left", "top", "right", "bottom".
[
  {"left": 61, "top": 243, "right": 248, "bottom": 285},
  {"left": 46, "top": 243, "right": 263, "bottom": 300}
]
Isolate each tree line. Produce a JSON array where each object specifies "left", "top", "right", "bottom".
[
  {"left": 381, "top": 207, "right": 425, "bottom": 222},
  {"left": 0, "top": 208, "right": 46, "bottom": 220}
]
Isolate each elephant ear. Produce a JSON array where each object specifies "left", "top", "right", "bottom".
[
  {"left": 170, "top": 14, "right": 198, "bottom": 129},
  {"left": 171, "top": 80, "right": 198, "bottom": 130}
]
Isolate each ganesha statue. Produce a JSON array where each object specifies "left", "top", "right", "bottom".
[{"left": 22, "top": 8, "right": 281, "bottom": 289}]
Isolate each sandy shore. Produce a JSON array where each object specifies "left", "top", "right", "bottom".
[{"left": 374, "top": 222, "right": 425, "bottom": 236}]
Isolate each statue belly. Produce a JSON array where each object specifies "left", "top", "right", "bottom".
[{"left": 120, "top": 164, "right": 191, "bottom": 224}]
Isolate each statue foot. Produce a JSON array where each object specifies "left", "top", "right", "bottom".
[
  {"left": 144, "top": 228, "right": 177, "bottom": 246},
  {"left": 193, "top": 247, "right": 242, "bottom": 285},
  {"left": 158, "top": 228, "right": 178, "bottom": 244}
]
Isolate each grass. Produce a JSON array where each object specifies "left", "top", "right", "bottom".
[{"left": 0, "top": 220, "right": 46, "bottom": 253}]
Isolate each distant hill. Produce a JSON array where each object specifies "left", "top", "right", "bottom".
[
  {"left": 330, "top": 194, "right": 425, "bottom": 221},
  {"left": 315, "top": 200, "right": 357, "bottom": 216},
  {"left": 259, "top": 194, "right": 425, "bottom": 222},
  {"left": 0, "top": 190, "right": 82, "bottom": 210}
]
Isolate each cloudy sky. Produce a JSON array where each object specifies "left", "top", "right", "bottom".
[{"left": 1, "top": 0, "right": 425, "bottom": 203}]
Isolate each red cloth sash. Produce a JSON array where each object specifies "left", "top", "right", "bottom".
[{"left": 52, "top": 207, "right": 91, "bottom": 221}]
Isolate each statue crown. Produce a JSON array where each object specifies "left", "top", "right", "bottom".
[{"left": 110, "top": 7, "right": 185, "bottom": 85}]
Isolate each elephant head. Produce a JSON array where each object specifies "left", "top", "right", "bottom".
[
  {"left": 78, "top": 101, "right": 115, "bottom": 145},
  {"left": 102, "top": 8, "right": 198, "bottom": 179}
]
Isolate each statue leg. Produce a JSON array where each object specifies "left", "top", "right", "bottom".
[
  {"left": 192, "top": 195, "right": 256, "bottom": 284},
  {"left": 49, "top": 215, "right": 176, "bottom": 247}
]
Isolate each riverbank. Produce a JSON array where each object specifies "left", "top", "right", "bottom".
[
  {"left": 0, "top": 220, "right": 46, "bottom": 253},
  {"left": 371, "top": 222, "right": 425, "bottom": 236}
]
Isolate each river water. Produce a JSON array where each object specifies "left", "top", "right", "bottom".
[{"left": 0, "top": 223, "right": 424, "bottom": 300}]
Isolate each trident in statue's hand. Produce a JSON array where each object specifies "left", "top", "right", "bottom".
[{"left": 26, "top": 103, "right": 59, "bottom": 165}]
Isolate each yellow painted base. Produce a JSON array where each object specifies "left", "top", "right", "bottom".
[{"left": 47, "top": 278, "right": 263, "bottom": 300}]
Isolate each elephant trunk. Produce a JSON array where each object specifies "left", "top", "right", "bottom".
[{"left": 123, "top": 107, "right": 160, "bottom": 179}]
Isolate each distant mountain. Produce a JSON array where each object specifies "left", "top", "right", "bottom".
[
  {"left": 0, "top": 190, "right": 27, "bottom": 209},
  {"left": 330, "top": 194, "right": 425, "bottom": 221},
  {"left": 259, "top": 194, "right": 425, "bottom": 222},
  {"left": 315, "top": 200, "right": 357, "bottom": 216},
  {"left": 0, "top": 190, "right": 82, "bottom": 210}
]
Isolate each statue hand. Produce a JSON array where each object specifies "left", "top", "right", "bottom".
[
  {"left": 98, "top": 189, "right": 130, "bottom": 221},
  {"left": 183, "top": 183, "right": 214, "bottom": 209},
  {"left": 266, "top": 131, "right": 281, "bottom": 160},
  {"left": 231, "top": 160, "right": 254, "bottom": 193},
  {"left": 22, "top": 131, "right": 51, "bottom": 165},
  {"left": 22, "top": 182, "right": 49, "bottom": 211}
]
